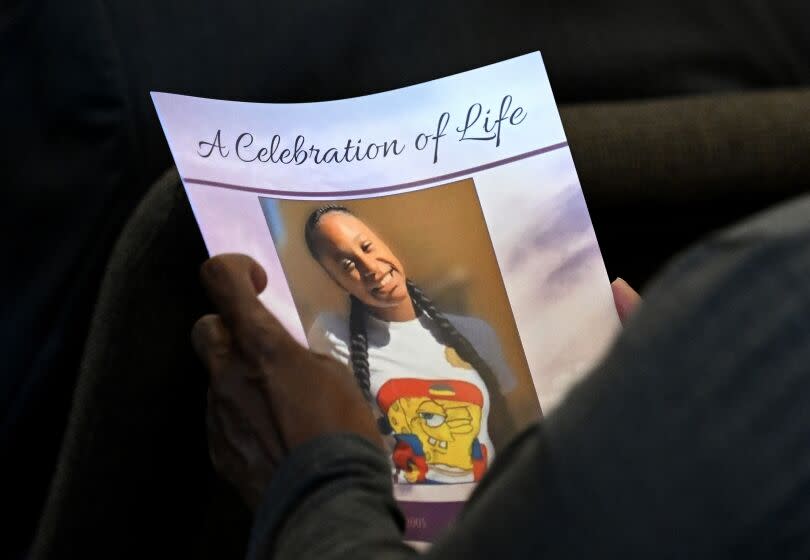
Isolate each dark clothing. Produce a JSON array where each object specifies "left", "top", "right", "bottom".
[
  {"left": 248, "top": 194, "right": 810, "bottom": 559},
  {"left": 6, "top": 2, "right": 810, "bottom": 556}
]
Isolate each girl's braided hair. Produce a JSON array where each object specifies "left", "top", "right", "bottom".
[{"left": 305, "top": 205, "right": 515, "bottom": 436}]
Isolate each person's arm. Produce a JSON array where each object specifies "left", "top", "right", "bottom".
[
  {"left": 248, "top": 426, "right": 556, "bottom": 560},
  {"left": 246, "top": 433, "right": 410, "bottom": 559}
]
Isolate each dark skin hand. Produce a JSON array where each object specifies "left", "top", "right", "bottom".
[
  {"left": 611, "top": 277, "right": 641, "bottom": 324},
  {"left": 191, "top": 253, "right": 384, "bottom": 509},
  {"left": 192, "top": 253, "right": 640, "bottom": 510}
]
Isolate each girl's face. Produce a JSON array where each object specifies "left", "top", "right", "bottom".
[{"left": 312, "top": 212, "right": 409, "bottom": 311}]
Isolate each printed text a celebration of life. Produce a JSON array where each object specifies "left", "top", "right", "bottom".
[{"left": 196, "top": 94, "right": 527, "bottom": 166}]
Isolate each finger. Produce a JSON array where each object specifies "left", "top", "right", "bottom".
[
  {"left": 611, "top": 277, "right": 642, "bottom": 325},
  {"left": 206, "top": 394, "right": 244, "bottom": 475},
  {"left": 199, "top": 254, "right": 293, "bottom": 361},
  {"left": 208, "top": 392, "right": 278, "bottom": 509},
  {"left": 191, "top": 314, "right": 232, "bottom": 374},
  {"left": 210, "top": 369, "right": 286, "bottom": 462},
  {"left": 200, "top": 254, "right": 267, "bottom": 323}
]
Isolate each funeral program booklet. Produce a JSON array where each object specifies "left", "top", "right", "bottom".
[{"left": 152, "top": 52, "right": 620, "bottom": 546}]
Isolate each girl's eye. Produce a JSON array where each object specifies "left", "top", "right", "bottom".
[
  {"left": 342, "top": 259, "right": 356, "bottom": 272},
  {"left": 361, "top": 242, "right": 373, "bottom": 252}
]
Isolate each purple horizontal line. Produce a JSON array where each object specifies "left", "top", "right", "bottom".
[{"left": 182, "top": 141, "right": 568, "bottom": 198}]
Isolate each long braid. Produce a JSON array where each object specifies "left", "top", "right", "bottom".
[
  {"left": 305, "top": 205, "right": 374, "bottom": 401},
  {"left": 348, "top": 295, "right": 373, "bottom": 402},
  {"left": 407, "top": 279, "right": 517, "bottom": 437}
]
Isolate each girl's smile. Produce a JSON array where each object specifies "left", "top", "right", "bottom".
[{"left": 370, "top": 267, "right": 396, "bottom": 293}]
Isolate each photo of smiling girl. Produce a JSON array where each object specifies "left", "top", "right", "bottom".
[
  {"left": 302, "top": 204, "right": 518, "bottom": 485},
  {"left": 259, "top": 178, "right": 542, "bottom": 488}
]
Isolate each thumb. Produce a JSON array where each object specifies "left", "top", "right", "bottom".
[{"left": 611, "top": 277, "right": 641, "bottom": 325}]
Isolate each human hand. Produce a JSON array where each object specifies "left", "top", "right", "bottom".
[
  {"left": 611, "top": 277, "right": 641, "bottom": 324},
  {"left": 191, "top": 254, "right": 383, "bottom": 510}
]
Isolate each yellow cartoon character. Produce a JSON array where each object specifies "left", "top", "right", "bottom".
[{"left": 377, "top": 378, "right": 488, "bottom": 484}]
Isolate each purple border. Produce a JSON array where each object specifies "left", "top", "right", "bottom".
[
  {"left": 398, "top": 499, "right": 466, "bottom": 543},
  {"left": 182, "top": 141, "right": 568, "bottom": 199}
]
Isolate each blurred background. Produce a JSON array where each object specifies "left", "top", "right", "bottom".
[{"left": 5, "top": 1, "right": 810, "bottom": 558}]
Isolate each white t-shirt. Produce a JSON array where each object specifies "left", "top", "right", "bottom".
[{"left": 308, "top": 312, "right": 516, "bottom": 484}]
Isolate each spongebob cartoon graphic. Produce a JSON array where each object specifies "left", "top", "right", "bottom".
[{"left": 376, "top": 378, "right": 488, "bottom": 484}]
